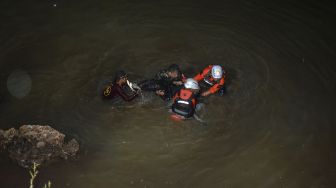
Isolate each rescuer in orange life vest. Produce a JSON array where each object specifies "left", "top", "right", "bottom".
[
  {"left": 194, "top": 65, "right": 226, "bottom": 97},
  {"left": 171, "top": 78, "right": 200, "bottom": 120}
]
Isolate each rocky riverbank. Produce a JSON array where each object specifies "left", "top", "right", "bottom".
[{"left": 0, "top": 125, "right": 79, "bottom": 168}]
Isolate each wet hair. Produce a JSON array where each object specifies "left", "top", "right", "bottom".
[
  {"left": 113, "top": 70, "right": 127, "bottom": 83},
  {"left": 167, "top": 64, "right": 180, "bottom": 73}
]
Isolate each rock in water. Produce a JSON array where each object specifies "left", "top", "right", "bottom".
[{"left": 0, "top": 125, "right": 79, "bottom": 168}]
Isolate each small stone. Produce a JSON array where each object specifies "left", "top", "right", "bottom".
[{"left": 36, "top": 141, "right": 45, "bottom": 148}]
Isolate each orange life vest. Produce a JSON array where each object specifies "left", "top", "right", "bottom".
[
  {"left": 172, "top": 89, "right": 196, "bottom": 118},
  {"left": 203, "top": 72, "right": 220, "bottom": 86}
]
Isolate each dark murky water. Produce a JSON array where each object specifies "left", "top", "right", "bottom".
[{"left": 1, "top": 0, "right": 335, "bottom": 187}]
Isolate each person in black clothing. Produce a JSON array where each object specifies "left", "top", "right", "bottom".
[
  {"left": 102, "top": 71, "right": 139, "bottom": 101},
  {"left": 138, "top": 64, "right": 186, "bottom": 101}
]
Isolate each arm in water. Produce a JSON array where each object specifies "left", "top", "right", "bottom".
[
  {"left": 115, "top": 85, "right": 138, "bottom": 101},
  {"left": 202, "top": 77, "right": 225, "bottom": 96}
]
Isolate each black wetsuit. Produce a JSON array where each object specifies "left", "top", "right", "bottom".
[
  {"left": 138, "top": 70, "right": 184, "bottom": 100},
  {"left": 102, "top": 83, "right": 138, "bottom": 101}
]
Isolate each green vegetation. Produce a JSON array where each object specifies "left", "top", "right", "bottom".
[{"left": 29, "top": 163, "right": 51, "bottom": 188}]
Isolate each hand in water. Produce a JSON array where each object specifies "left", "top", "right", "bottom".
[
  {"left": 201, "top": 91, "right": 211, "bottom": 97},
  {"left": 132, "top": 83, "right": 141, "bottom": 91},
  {"left": 173, "top": 81, "right": 183, "bottom": 85},
  {"left": 156, "top": 90, "right": 165, "bottom": 96}
]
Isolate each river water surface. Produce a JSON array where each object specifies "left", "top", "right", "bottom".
[{"left": 0, "top": 0, "right": 335, "bottom": 187}]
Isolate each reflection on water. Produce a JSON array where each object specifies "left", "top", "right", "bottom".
[
  {"left": 6, "top": 70, "right": 32, "bottom": 99},
  {"left": 0, "top": 0, "right": 335, "bottom": 187}
]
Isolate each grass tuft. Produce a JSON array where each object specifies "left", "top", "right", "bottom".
[{"left": 29, "top": 162, "right": 52, "bottom": 188}]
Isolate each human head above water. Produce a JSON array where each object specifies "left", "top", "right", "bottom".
[
  {"left": 114, "top": 70, "right": 128, "bottom": 84},
  {"left": 167, "top": 64, "right": 180, "bottom": 78}
]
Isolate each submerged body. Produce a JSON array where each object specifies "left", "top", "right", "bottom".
[
  {"left": 139, "top": 64, "right": 186, "bottom": 101},
  {"left": 102, "top": 71, "right": 138, "bottom": 102},
  {"left": 102, "top": 83, "right": 138, "bottom": 101}
]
